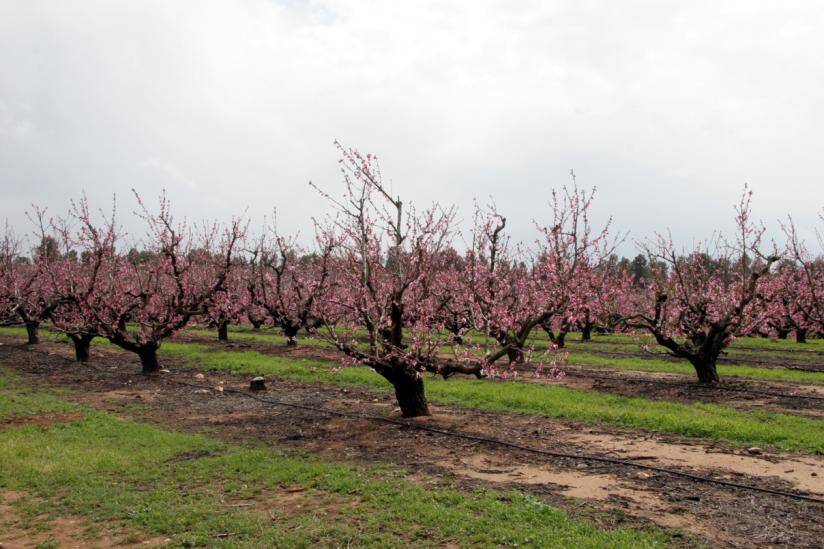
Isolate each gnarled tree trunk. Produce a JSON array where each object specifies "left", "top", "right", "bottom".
[
  {"left": 70, "top": 333, "right": 94, "bottom": 363},
  {"left": 25, "top": 321, "right": 40, "bottom": 345},
  {"left": 553, "top": 331, "right": 567, "bottom": 349},
  {"left": 217, "top": 321, "right": 229, "bottom": 341},
  {"left": 506, "top": 347, "right": 525, "bottom": 364},
  {"left": 796, "top": 329, "right": 807, "bottom": 344},
  {"left": 688, "top": 356, "right": 720, "bottom": 384},
  {"left": 581, "top": 324, "right": 592, "bottom": 342},
  {"left": 138, "top": 346, "right": 160, "bottom": 374},
  {"left": 380, "top": 367, "right": 430, "bottom": 417},
  {"left": 542, "top": 325, "right": 568, "bottom": 349},
  {"left": 284, "top": 325, "right": 299, "bottom": 346}
]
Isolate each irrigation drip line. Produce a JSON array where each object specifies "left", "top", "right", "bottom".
[
  {"left": 558, "top": 368, "right": 824, "bottom": 402},
  {"left": 167, "top": 378, "right": 824, "bottom": 506}
]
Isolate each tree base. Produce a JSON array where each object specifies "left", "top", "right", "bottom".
[
  {"left": 139, "top": 348, "right": 161, "bottom": 374},
  {"left": 71, "top": 334, "right": 94, "bottom": 363},
  {"left": 382, "top": 369, "right": 430, "bottom": 417},
  {"left": 25, "top": 322, "right": 40, "bottom": 345},
  {"left": 691, "top": 360, "right": 720, "bottom": 384}
]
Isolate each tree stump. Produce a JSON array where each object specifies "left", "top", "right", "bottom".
[{"left": 249, "top": 376, "right": 266, "bottom": 391}]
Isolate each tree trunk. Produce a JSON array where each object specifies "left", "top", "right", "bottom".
[
  {"left": 506, "top": 346, "right": 525, "bottom": 365},
  {"left": 138, "top": 347, "right": 160, "bottom": 374},
  {"left": 284, "top": 325, "right": 299, "bottom": 346},
  {"left": 796, "top": 329, "right": 807, "bottom": 344},
  {"left": 554, "top": 331, "right": 567, "bottom": 349},
  {"left": 25, "top": 322, "right": 40, "bottom": 345},
  {"left": 250, "top": 318, "right": 263, "bottom": 331},
  {"left": 581, "top": 325, "right": 592, "bottom": 342},
  {"left": 381, "top": 368, "right": 430, "bottom": 417},
  {"left": 217, "top": 321, "right": 229, "bottom": 341},
  {"left": 776, "top": 329, "right": 789, "bottom": 340},
  {"left": 689, "top": 356, "right": 719, "bottom": 384},
  {"left": 70, "top": 334, "right": 94, "bottom": 363}
]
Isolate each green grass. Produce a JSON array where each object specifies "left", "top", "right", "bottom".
[
  {"left": 565, "top": 353, "right": 824, "bottom": 385},
  {"left": 186, "top": 327, "right": 331, "bottom": 348},
  {"left": 560, "top": 341, "right": 824, "bottom": 362},
  {"left": 0, "top": 369, "right": 669, "bottom": 548},
  {"left": 0, "top": 370, "right": 79, "bottom": 420},
  {"left": 0, "top": 326, "right": 68, "bottom": 343},
  {"left": 159, "top": 343, "right": 824, "bottom": 455}
]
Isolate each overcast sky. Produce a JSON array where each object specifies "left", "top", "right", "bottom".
[{"left": 1, "top": 0, "right": 822, "bottom": 254}]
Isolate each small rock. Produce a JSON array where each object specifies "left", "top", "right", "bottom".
[
  {"left": 159, "top": 368, "right": 171, "bottom": 374},
  {"left": 213, "top": 385, "right": 224, "bottom": 394},
  {"left": 747, "top": 447, "right": 763, "bottom": 455},
  {"left": 194, "top": 373, "right": 205, "bottom": 380},
  {"left": 249, "top": 376, "right": 266, "bottom": 391},
  {"left": 193, "top": 389, "right": 210, "bottom": 395}
]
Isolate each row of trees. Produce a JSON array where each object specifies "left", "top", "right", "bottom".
[{"left": 2, "top": 147, "right": 822, "bottom": 416}]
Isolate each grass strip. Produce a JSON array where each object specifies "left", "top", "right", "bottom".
[{"left": 565, "top": 353, "right": 824, "bottom": 385}]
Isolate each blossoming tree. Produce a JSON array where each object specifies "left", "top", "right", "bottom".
[{"left": 626, "top": 188, "right": 779, "bottom": 383}]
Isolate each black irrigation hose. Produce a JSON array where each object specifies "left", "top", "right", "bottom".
[
  {"left": 167, "top": 378, "right": 824, "bottom": 506},
  {"left": 558, "top": 367, "right": 824, "bottom": 402}
]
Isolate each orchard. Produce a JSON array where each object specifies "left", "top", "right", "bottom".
[
  {"left": 1, "top": 149, "right": 822, "bottom": 416},
  {"left": 1, "top": 150, "right": 823, "bottom": 546},
  {"left": 5, "top": 3, "right": 824, "bottom": 545}
]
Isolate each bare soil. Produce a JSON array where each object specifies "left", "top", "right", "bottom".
[
  {"left": 2, "top": 337, "right": 823, "bottom": 548},
  {"left": 0, "top": 491, "right": 167, "bottom": 548}
]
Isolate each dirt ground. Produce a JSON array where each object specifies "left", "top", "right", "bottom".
[
  {"left": 1, "top": 337, "right": 823, "bottom": 548},
  {"left": 0, "top": 490, "right": 167, "bottom": 548}
]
